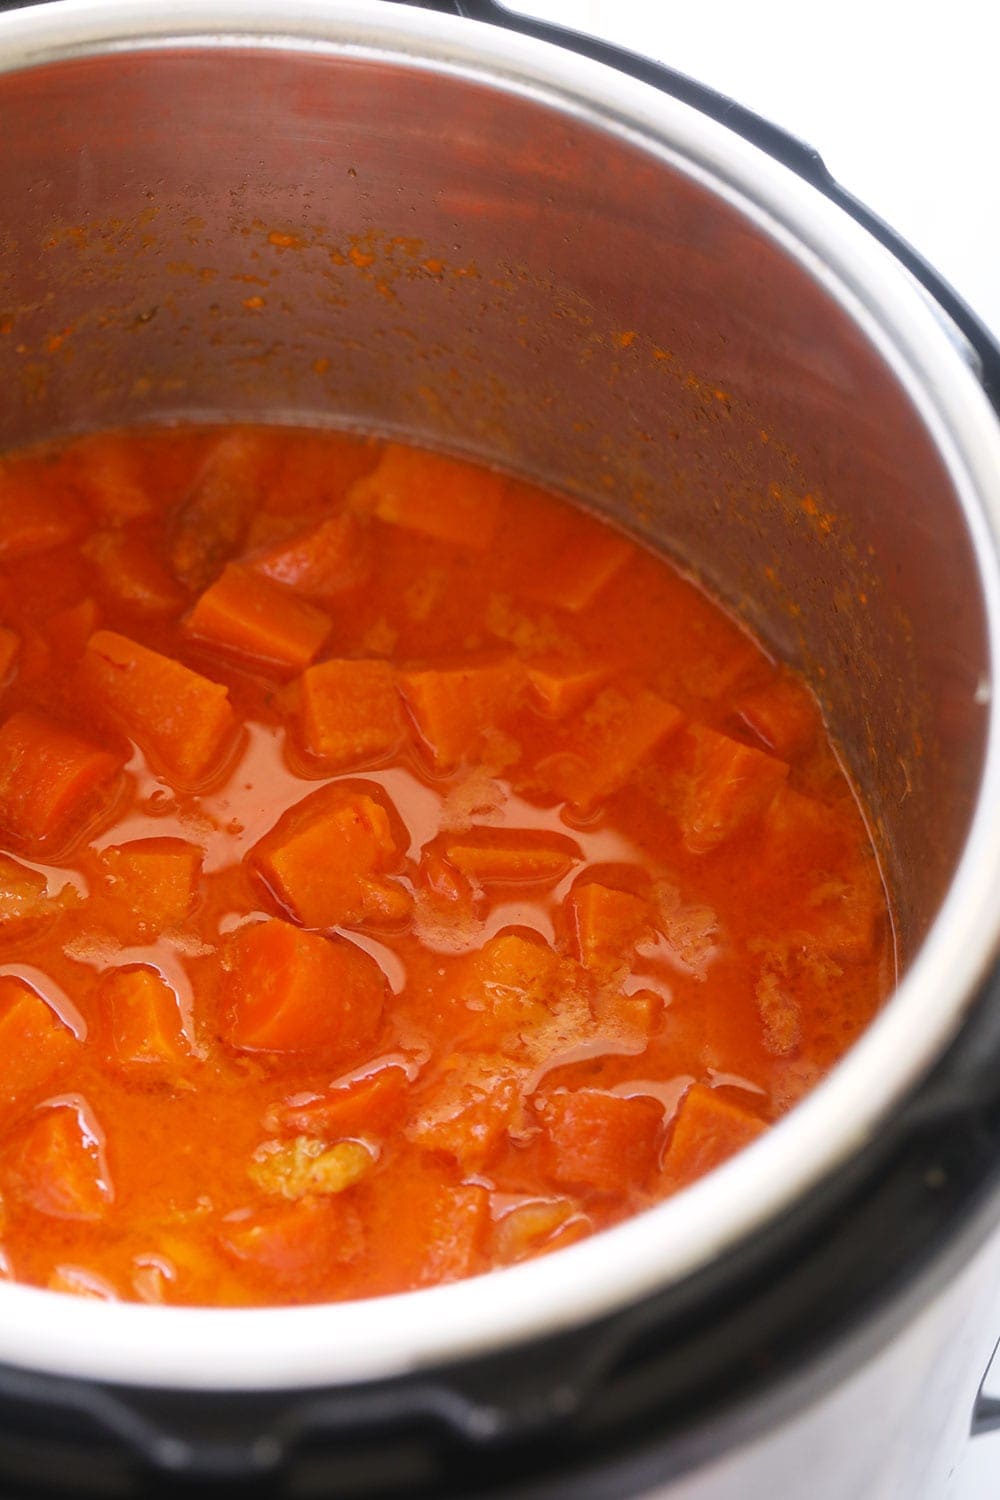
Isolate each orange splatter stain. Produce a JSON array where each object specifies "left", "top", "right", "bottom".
[
  {"left": 615, "top": 330, "right": 636, "bottom": 348},
  {"left": 422, "top": 258, "right": 445, "bottom": 276},
  {"left": 349, "top": 247, "right": 375, "bottom": 269},
  {"left": 242, "top": 296, "right": 265, "bottom": 311},
  {"left": 268, "top": 231, "right": 303, "bottom": 249},
  {"left": 313, "top": 357, "right": 330, "bottom": 376}
]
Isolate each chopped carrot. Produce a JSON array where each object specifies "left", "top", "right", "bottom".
[
  {"left": 184, "top": 564, "right": 330, "bottom": 675},
  {"left": 253, "top": 787, "right": 409, "bottom": 929},
  {"left": 44, "top": 599, "right": 99, "bottom": 663},
  {"left": 534, "top": 688, "right": 683, "bottom": 810},
  {"left": 679, "top": 726, "right": 789, "bottom": 854},
  {"left": 349, "top": 444, "right": 506, "bottom": 549},
  {"left": 299, "top": 659, "right": 405, "bottom": 767},
  {"left": 222, "top": 918, "right": 385, "bottom": 1058},
  {"left": 567, "top": 882, "right": 652, "bottom": 972},
  {"left": 735, "top": 672, "right": 821, "bottom": 758},
  {"left": 0, "top": 467, "right": 86, "bottom": 559},
  {"left": 524, "top": 518, "right": 635, "bottom": 612},
  {"left": 81, "top": 629, "right": 236, "bottom": 784},
  {"left": 248, "top": 512, "right": 370, "bottom": 600},
  {"left": 218, "top": 1195, "right": 364, "bottom": 1295},
  {"left": 526, "top": 658, "right": 610, "bottom": 718},
  {"left": 0, "top": 709, "right": 124, "bottom": 848},
  {"left": 5, "top": 1103, "right": 112, "bottom": 1220},
  {"left": 94, "top": 837, "right": 201, "bottom": 939},
  {"left": 442, "top": 828, "right": 580, "bottom": 886},
  {"left": 83, "top": 529, "right": 186, "bottom": 616},
  {"left": 660, "top": 1083, "right": 765, "bottom": 1189},
  {"left": 0, "top": 977, "right": 78, "bottom": 1113},
  {"left": 68, "top": 431, "right": 155, "bottom": 522},
  {"left": 398, "top": 658, "right": 525, "bottom": 770},
  {"left": 100, "top": 966, "right": 188, "bottom": 1070},
  {"left": 533, "top": 1089, "right": 663, "bottom": 1193},
  {"left": 268, "top": 1064, "right": 409, "bottom": 1140},
  {"left": 359, "top": 1154, "right": 489, "bottom": 1290},
  {"left": 170, "top": 430, "right": 275, "bottom": 589},
  {"left": 405, "top": 1053, "right": 525, "bottom": 1169}
]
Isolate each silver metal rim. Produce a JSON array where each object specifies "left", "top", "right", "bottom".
[{"left": 0, "top": 0, "right": 999, "bottom": 1392}]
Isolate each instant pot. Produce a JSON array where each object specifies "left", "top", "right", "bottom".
[{"left": 0, "top": 1, "right": 999, "bottom": 1494}]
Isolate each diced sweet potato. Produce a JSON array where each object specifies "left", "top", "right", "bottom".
[
  {"left": 493, "top": 1197, "right": 589, "bottom": 1265},
  {"left": 5, "top": 1103, "right": 113, "bottom": 1220},
  {"left": 248, "top": 1137, "right": 374, "bottom": 1200},
  {"left": 533, "top": 1089, "right": 663, "bottom": 1194},
  {"left": 252, "top": 787, "right": 409, "bottom": 929},
  {"left": 360, "top": 1154, "right": 490, "bottom": 1290},
  {"left": 398, "top": 658, "right": 525, "bottom": 770},
  {"left": 222, "top": 918, "right": 385, "bottom": 1058},
  {"left": 349, "top": 443, "right": 506, "bottom": 548},
  {"left": 68, "top": 431, "right": 156, "bottom": 523},
  {"left": 299, "top": 659, "right": 405, "bottom": 767},
  {"left": 268, "top": 1064, "right": 410, "bottom": 1140},
  {"left": 170, "top": 430, "right": 276, "bottom": 589},
  {"left": 535, "top": 688, "right": 683, "bottom": 811},
  {"left": 0, "top": 709, "right": 124, "bottom": 847},
  {"left": 81, "top": 629, "right": 236, "bottom": 784},
  {"left": 567, "top": 882, "right": 652, "bottom": 973},
  {"left": 44, "top": 598, "right": 99, "bottom": 664},
  {"left": 94, "top": 837, "right": 201, "bottom": 939},
  {"left": 0, "top": 626, "right": 19, "bottom": 684},
  {"left": 0, "top": 468, "right": 86, "bottom": 559},
  {"left": 219, "top": 1195, "right": 364, "bottom": 1294},
  {"left": 405, "top": 1053, "right": 525, "bottom": 1169},
  {"left": 100, "top": 966, "right": 188, "bottom": 1071},
  {"left": 660, "top": 1083, "right": 766, "bottom": 1189},
  {"left": 442, "top": 829, "right": 580, "bottom": 886},
  {"left": 735, "top": 672, "right": 821, "bottom": 759},
  {"left": 679, "top": 726, "right": 789, "bottom": 854},
  {"left": 0, "top": 977, "right": 78, "bottom": 1113},
  {"left": 0, "top": 855, "right": 65, "bottom": 931},
  {"left": 451, "top": 932, "right": 591, "bottom": 1061},
  {"left": 83, "top": 529, "right": 186, "bottom": 616},
  {"left": 261, "top": 431, "right": 380, "bottom": 515},
  {"left": 248, "top": 512, "right": 370, "bottom": 600},
  {"left": 526, "top": 659, "right": 609, "bottom": 718},
  {"left": 525, "top": 521, "right": 634, "bottom": 612},
  {"left": 185, "top": 564, "right": 331, "bottom": 675}
]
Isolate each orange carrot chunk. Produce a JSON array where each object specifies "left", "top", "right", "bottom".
[
  {"left": 0, "top": 709, "right": 124, "bottom": 847},
  {"left": 248, "top": 512, "right": 370, "bottom": 600},
  {"left": 81, "top": 629, "right": 236, "bottom": 784},
  {"left": 5, "top": 1103, "right": 112, "bottom": 1220},
  {"left": 101, "top": 966, "right": 188, "bottom": 1070},
  {"left": 398, "top": 658, "right": 525, "bottom": 770},
  {"left": 253, "top": 788, "right": 409, "bottom": 929},
  {"left": 526, "top": 659, "right": 610, "bottom": 718},
  {"left": 0, "top": 977, "right": 78, "bottom": 1114},
  {"left": 299, "top": 659, "right": 405, "bottom": 767},
  {"left": 223, "top": 918, "right": 385, "bottom": 1058},
  {"left": 94, "top": 837, "right": 201, "bottom": 939},
  {"left": 184, "top": 564, "right": 331, "bottom": 675},
  {"left": 660, "top": 1083, "right": 766, "bottom": 1189},
  {"left": 269, "top": 1064, "right": 410, "bottom": 1140},
  {"left": 535, "top": 688, "right": 683, "bottom": 811},
  {"left": 679, "top": 725, "right": 789, "bottom": 854},
  {"left": 567, "top": 882, "right": 652, "bottom": 972},
  {"left": 83, "top": 529, "right": 186, "bottom": 616},
  {"left": 443, "top": 828, "right": 580, "bottom": 886},
  {"left": 534, "top": 1090, "right": 663, "bottom": 1194},
  {"left": 0, "top": 468, "right": 86, "bottom": 559},
  {"left": 0, "top": 626, "right": 20, "bottom": 685},
  {"left": 349, "top": 444, "right": 506, "bottom": 549},
  {"left": 219, "top": 1195, "right": 364, "bottom": 1295},
  {"left": 360, "top": 1154, "right": 490, "bottom": 1290}
]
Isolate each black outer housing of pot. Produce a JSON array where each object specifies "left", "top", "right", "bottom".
[{"left": 0, "top": 1, "right": 999, "bottom": 1494}]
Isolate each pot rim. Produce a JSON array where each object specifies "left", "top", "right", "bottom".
[{"left": 0, "top": 0, "right": 999, "bottom": 1393}]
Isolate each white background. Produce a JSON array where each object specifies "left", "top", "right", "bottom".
[{"left": 511, "top": 3, "right": 1000, "bottom": 1495}]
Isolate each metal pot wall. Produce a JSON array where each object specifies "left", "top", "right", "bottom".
[{"left": 1, "top": 2, "right": 1000, "bottom": 1494}]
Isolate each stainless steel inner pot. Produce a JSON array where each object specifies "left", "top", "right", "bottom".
[{"left": 0, "top": 0, "right": 999, "bottom": 1392}]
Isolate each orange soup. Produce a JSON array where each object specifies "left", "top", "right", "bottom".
[{"left": 0, "top": 426, "right": 893, "bottom": 1305}]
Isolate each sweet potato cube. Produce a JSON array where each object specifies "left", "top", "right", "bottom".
[
  {"left": 253, "top": 789, "right": 409, "bottom": 929},
  {"left": 262, "top": 431, "right": 380, "bottom": 515},
  {"left": 83, "top": 529, "right": 186, "bottom": 616},
  {"left": 443, "top": 829, "right": 580, "bottom": 886},
  {"left": 661, "top": 1083, "right": 766, "bottom": 1189},
  {"left": 69, "top": 431, "right": 155, "bottom": 523},
  {"left": 248, "top": 512, "right": 370, "bottom": 600},
  {"left": 567, "top": 882, "right": 652, "bottom": 973},
  {"left": 735, "top": 672, "right": 821, "bottom": 759},
  {"left": 6, "top": 1103, "right": 112, "bottom": 1220},
  {"left": 534, "top": 1089, "right": 663, "bottom": 1194},
  {"left": 44, "top": 598, "right": 99, "bottom": 664},
  {"left": 0, "top": 855, "right": 62, "bottom": 930},
  {"left": 361, "top": 1155, "right": 490, "bottom": 1290},
  {"left": 185, "top": 564, "right": 330, "bottom": 675},
  {"left": 0, "top": 469, "right": 85, "bottom": 559},
  {"left": 299, "top": 659, "right": 405, "bottom": 767},
  {"left": 525, "top": 523, "right": 634, "bottom": 612},
  {"left": 95, "top": 837, "right": 201, "bottom": 939},
  {"left": 526, "top": 659, "right": 609, "bottom": 718},
  {"left": 100, "top": 966, "right": 188, "bottom": 1070},
  {"left": 398, "top": 659, "right": 525, "bottom": 770},
  {"left": 0, "top": 710, "right": 124, "bottom": 847},
  {"left": 405, "top": 1053, "right": 525, "bottom": 1169},
  {"left": 493, "top": 1198, "right": 589, "bottom": 1265},
  {"left": 0, "top": 626, "right": 19, "bottom": 684},
  {"left": 170, "top": 430, "right": 274, "bottom": 589},
  {"left": 0, "top": 977, "right": 78, "bottom": 1113},
  {"left": 349, "top": 443, "right": 505, "bottom": 549},
  {"left": 680, "top": 726, "right": 789, "bottom": 854},
  {"left": 269, "top": 1064, "right": 409, "bottom": 1140},
  {"left": 222, "top": 918, "right": 385, "bottom": 1059},
  {"left": 535, "top": 688, "right": 683, "bottom": 811},
  {"left": 219, "top": 1195, "right": 364, "bottom": 1294},
  {"left": 82, "top": 629, "right": 235, "bottom": 784},
  {"left": 452, "top": 933, "right": 589, "bottom": 1059}
]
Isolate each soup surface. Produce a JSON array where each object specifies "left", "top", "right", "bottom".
[{"left": 0, "top": 427, "right": 893, "bottom": 1305}]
